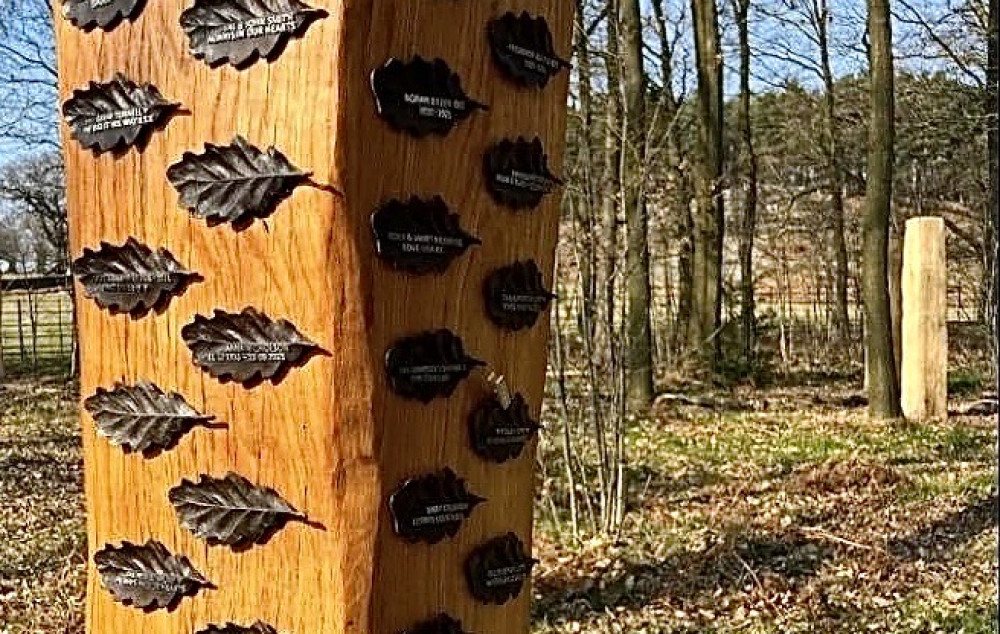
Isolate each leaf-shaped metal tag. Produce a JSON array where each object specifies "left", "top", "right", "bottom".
[
  {"left": 484, "top": 137, "right": 561, "bottom": 210},
  {"left": 389, "top": 468, "right": 484, "bottom": 543},
  {"left": 487, "top": 12, "right": 569, "bottom": 88},
  {"left": 469, "top": 393, "right": 540, "bottom": 463},
  {"left": 196, "top": 623, "right": 279, "bottom": 634},
  {"left": 182, "top": 307, "right": 320, "bottom": 385},
  {"left": 167, "top": 136, "right": 309, "bottom": 228},
  {"left": 180, "top": 0, "right": 327, "bottom": 68},
  {"left": 94, "top": 540, "right": 211, "bottom": 609},
  {"left": 62, "top": 74, "right": 180, "bottom": 153},
  {"left": 84, "top": 381, "right": 215, "bottom": 455},
  {"left": 465, "top": 532, "right": 537, "bottom": 605},
  {"left": 63, "top": 0, "right": 143, "bottom": 30},
  {"left": 72, "top": 237, "right": 198, "bottom": 315},
  {"left": 401, "top": 614, "right": 471, "bottom": 634},
  {"left": 370, "top": 56, "right": 487, "bottom": 137},
  {"left": 371, "top": 196, "right": 481, "bottom": 274},
  {"left": 169, "top": 472, "right": 306, "bottom": 547},
  {"left": 484, "top": 259, "right": 555, "bottom": 331},
  {"left": 385, "top": 330, "right": 485, "bottom": 402}
]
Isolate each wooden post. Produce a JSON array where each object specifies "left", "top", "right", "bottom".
[
  {"left": 55, "top": 0, "right": 573, "bottom": 632},
  {"left": 901, "top": 217, "right": 948, "bottom": 421}
]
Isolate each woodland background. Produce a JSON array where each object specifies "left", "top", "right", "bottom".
[{"left": 0, "top": 0, "right": 998, "bottom": 632}]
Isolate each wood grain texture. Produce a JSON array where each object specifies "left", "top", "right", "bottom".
[
  {"left": 55, "top": 0, "right": 572, "bottom": 630},
  {"left": 901, "top": 217, "right": 948, "bottom": 422}
]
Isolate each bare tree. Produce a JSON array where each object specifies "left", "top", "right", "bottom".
[
  {"left": 863, "top": 0, "right": 901, "bottom": 419},
  {"left": 688, "top": 0, "right": 725, "bottom": 364},
  {"left": 619, "top": 0, "right": 653, "bottom": 407},
  {"left": 0, "top": 0, "right": 58, "bottom": 152},
  {"left": 0, "top": 153, "right": 68, "bottom": 272}
]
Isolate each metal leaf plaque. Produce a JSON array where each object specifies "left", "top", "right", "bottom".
[
  {"left": 388, "top": 468, "right": 484, "bottom": 543},
  {"left": 72, "top": 237, "right": 198, "bottom": 315},
  {"left": 182, "top": 307, "right": 320, "bottom": 385},
  {"left": 465, "top": 532, "right": 537, "bottom": 605},
  {"left": 63, "top": 0, "right": 143, "bottom": 30},
  {"left": 94, "top": 540, "right": 211, "bottom": 609},
  {"left": 169, "top": 472, "right": 306, "bottom": 547},
  {"left": 484, "top": 259, "right": 555, "bottom": 331},
  {"left": 167, "top": 135, "right": 309, "bottom": 228},
  {"left": 370, "top": 56, "right": 487, "bottom": 137},
  {"left": 62, "top": 74, "right": 180, "bottom": 153},
  {"left": 385, "top": 329, "right": 485, "bottom": 402},
  {"left": 484, "top": 137, "right": 561, "bottom": 210},
  {"left": 84, "top": 380, "right": 215, "bottom": 455},
  {"left": 469, "top": 393, "right": 540, "bottom": 463},
  {"left": 371, "top": 196, "right": 481, "bottom": 274},
  {"left": 196, "top": 623, "right": 279, "bottom": 634},
  {"left": 487, "top": 11, "right": 569, "bottom": 88},
  {"left": 401, "top": 614, "right": 471, "bottom": 634},
  {"left": 180, "top": 0, "right": 327, "bottom": 68}
]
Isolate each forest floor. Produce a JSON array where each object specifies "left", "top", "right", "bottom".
[{"left": 0, "top": 374, "right": 996, "bottom": 634}]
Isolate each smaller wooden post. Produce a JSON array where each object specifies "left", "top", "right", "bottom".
[{"left": 901, "top": 217, "right": 948, "bottom": 421}]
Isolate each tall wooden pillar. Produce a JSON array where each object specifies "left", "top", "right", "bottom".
[
  {"left": 901, "top": 217, "right": 948, "bottom": 422},
  {"left": 55, "top": 0, "right": 572, "bottom": 630}
]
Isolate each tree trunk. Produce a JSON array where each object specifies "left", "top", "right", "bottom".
[
  {"left": 987, "top": 0, "right": 998, "bottom": 372},
  {"left": 601, "top": 1, "right": 621, "bottom": 349},
  {"left": 817, "top": 0, "right": 852, "bottom": 347},
  {"left": 688, "top": 0, "right": 725, "bottom": 366},
  {"left": 862, "top": 0, "right": 902, "bottom": 419},
  {"left": 731, "top": 0, "right": 758, "bottom": 366},
  {"left": 619, "top": 0, "right": 654, "bottom": 407}
]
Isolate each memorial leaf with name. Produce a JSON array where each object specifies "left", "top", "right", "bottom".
[
  {"left": 468, "top": 392, "right": 540, "bottom": 463},
  {"left": 182, "top": 307, "right": 320, "bottom": 385},
  {"left": 63, "top": 0, "right": 143, "bottom": 31},
  {"left": 483, "top": 136, "right": 561, "bottom": 210},
  {"left": 487, "top": 11, "right": 569, "bottom": 88},
  {"left": 483, "top": 259, "right": 555, "bottom": 330},
  {"left": 167, "top": 136, "right": 309, "bottom": 228},
  {"left": 370, "top": 56, "right": 487, "bottom": 137},
  {"left": 465, "top": 532, "right": 538, "bottom": 605},
  {"left": 62, "top": 74, "right": 180, "bottom": 153},
  {"left": 371, "top": 196, "right": 481, "bottom": 274},
  {"left": 389, "top": 468, "right": 484, "bottom": 543},
  {"left": 196, "top": 623, "right": 280, "bottom": 634},
  {"left": 180, "top": 0, "right": 327, "bottom": 68},
  {"left": 94, "top": 540, "right": 211, "bottom": 610},
  {"left": 384, "top": 329, "right": 485, "bottom": 403},
  {"left": 401, "top": 614, "right": 471, "bottom": 634},
  {"left": 72, "top": 237, "right": 198, "bottom": 315},
  {"left": 169, "top": 472, "right": 306, "bottom": 548},
  {"left": 84, "top": 380, "right": 216, "bottom": 455}
]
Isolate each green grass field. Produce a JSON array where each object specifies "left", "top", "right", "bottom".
[
  {"left": 0, "top": 376, "right": 995, "bottom": 633},
  {"left": 0, "top": 291, "right": 74, "bottom": 375}
]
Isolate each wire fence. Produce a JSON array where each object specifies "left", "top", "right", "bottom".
[{"left": 0, "top": 284, "right": 75, "bottom": 376}]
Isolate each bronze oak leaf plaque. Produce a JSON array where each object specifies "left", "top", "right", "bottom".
[
  {"left": 169, "top": 472, "right": 306, "bottom": 548},
  {"left": 370, "top": 56, "right": 487, "bottom": 137},
  {"left": 384, "top": 329, "right": 484, "bottom": 402},
  {"left": 487, "top": 11, "right": 569, "bottom": 88},
  {"left": 371, "top": 196, "right": 481, "bottom": 274},
  {"left": 401, "top": 614, "right": 471, "bottom": 634},
  {"left": 180, "top": 0, "right": 327, "bottom": 68},
  {"left": 63, "top": 0, "right": 143, "bottom": 30},
  {"left": 72, "top": 237, "right": 198, "bottom": 315},
  {"left": 84, "top": 380, "right": 215, "bottom": 455},
  {"left": 483, "top": 136, "right": 561, "bottom": 210},
  {"left": 94, "top": 540, "right": 211, "bottom": 610},
  {"left": 182, "top": 307, "right": 320, "bottom": 385},
  {"left": 465, "top": 532, "right": 538, "bottom": 605},
  {"left": 196, "top": 623, "right": 280, "bottom": 634},
  {"left": 167, "top": 136, "right": 309, "bottom": 229},
  {"left": 483, "top": 259, "right": 555, "bottom": 331},
  {"left": 468, "top": 392, "right": 540, "bottom": 463},
  {"left": 388, "top": 468, "right": 485, "bottom": 543},
  {"left": 62, "top": 74, "right": 180, "bottom": 153}
]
